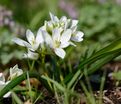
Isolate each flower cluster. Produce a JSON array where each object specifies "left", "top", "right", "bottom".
[
  {"left": 0, "top": 65, "right": 23, "bottom": 97},
  {"left": 13, "top": 13, "right": 84, "bottom": 59}
]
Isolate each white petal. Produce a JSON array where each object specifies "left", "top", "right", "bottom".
[
  {"left": 49, "top": 12, "right": 55, "bottom": 21},
  {"left": 71, "top": 20, "right": 78, "bottom": 28},
  {"left": 0, "top": 75, "right": 6, "bottom": 95},
  {"left": 42, "top": 31, "right": 53, "bottom": 48},
  {"left": 0, "top": 73, "right": 5, "bottom": 82},
  {"left": 10, "top": 65, "right": 23, "bottom": 79},
  {"left": 40, "top": 25, "right": 46, "bottom": 31},
  {"left": 60, "top": 41, "right": 70, "bottom": 48},
  {"left": 54, "top": 48, "right": 66, "bottom": 59},
  {"left": 49, "top": 12, "right": 59, "bottom": 22},
  {"left": 3, "top": 91, "right": 11, "bottom": 98},
  {"left": 71, "top": 37, "right": 83, "bottom": 42},
  {"left": 64, "top": 19, "right": 71, "bottom": 29},
  {"left": 26, "top": 29, "right": 35, "bottom": 45},
  {"left": 0, "top": 81, "right": 5, "bottom": 85},
  {"left": 12, "top": 38, "right": 30, "bottom": 47},
  {"left": 10, "top": 65, "right": 17, "bottom": 77},
  {"left": 33, "top": 44, "right": 40, "bottom": 51},
  {"left": 54, "top": 16, "right": 59, "bottom": 22},
  {"left": 60, "top": 29, "right": 72, "bottom": 42},
  {"left": 71, "top": 26, "right": 77, "bottom": 32},
  {"left": 47, "top": 21, "right": 53, "bottom": 29},
  {"left": 60, "top": 16, "right": 67, "bottom": 22},
  {"left": 52, "top": 28, "right": 61, "bottom": 41},
  {"left": 36, "top": 28, "right": 44, "bottom": 44},
  {"left": 24, "top": 50, "right": 39, "bottom": 60},
  {"left": 71, "top": 31, "right": 84, "bottom": 42}
]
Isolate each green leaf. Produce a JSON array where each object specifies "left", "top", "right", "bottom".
[
  {"left": 87, "top": 50, "right": 120, "bottom": 74},
  {"left": 0, "top": 71, "right": 50, "bottom": 99},
  {"left": 41, "top": 75, "right": 65, "bottom": 92},
  {"left": 67, "top": 37, "right": 121, "bottom": 89},
  {"left": 12, "top": 92, "right": 23, "bottom": 104}
]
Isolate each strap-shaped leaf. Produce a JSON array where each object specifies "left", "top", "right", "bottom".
[
  {"left": 0, "top": 71, "right": 50, "bottom": 99},
  {"left": 67, "top": 37, "right": 121, "bottom": 89}
]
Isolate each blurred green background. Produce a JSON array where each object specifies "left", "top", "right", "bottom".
[{"left": 0, "top": 0, "right": 121, "bottom": 70}]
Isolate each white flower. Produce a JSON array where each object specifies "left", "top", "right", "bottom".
[
  {"left": 0, "top": 65, "right": 23, "bottom": 98},
  {"left": 0, "top": 73, "right": 11, "bottom": 98},
  {"left": 49, "top": 12, "right": 70, "bottom": 30},
  {"left": 43, "top": 28, "right": 72, "bottom": 59},
  {"left": 23, "top": 50, "right": 39, "bottom": 60},
  {"left": 71, "top": 30, "right": 84, "bottom": 42},
  {"left": 70, "top": 21, "right": 84, "bottom": 43},
  {"left": 13, "top": 29, "right": 44, "bottom": 51},
  {"left": 42, "top": 12, "right": 84, "bottom": 44},
  {"left": 12, "top": 13, "right": 84, "bottom": 59},
  {"left": 9, "top": 64, "right": 23, "bottom": 80},
  {"left": 41, "top": 12, "right": 70, "bottom": 32},
  {"left": 49, "top": 12, "right": 84, "bottom": 43}
]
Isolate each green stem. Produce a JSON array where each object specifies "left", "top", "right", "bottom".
[
  {"left": 30, "top": 61, "right": 35, "bottom": 71},
  {"left": 99, "top": 70, "right": 106, "bottom": 104},
  {"left": 67, "top": 70, "right": 81, "bottom": 89},
  {"left": 64, "top": 92, "right": 69, "bottom": 104},
  {"left": 41, "top": 53, "right": 46, "bottom": 73}
]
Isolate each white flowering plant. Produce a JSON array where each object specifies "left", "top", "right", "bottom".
[
  {"left": 0, "top": 65, "right": 23, "bottom": 98},
  {"left": 1, "top": 12, "right": 121, "bottom": 104},
  {"left": 13, "top": 13, "right": 84, "bottom": 59}
]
